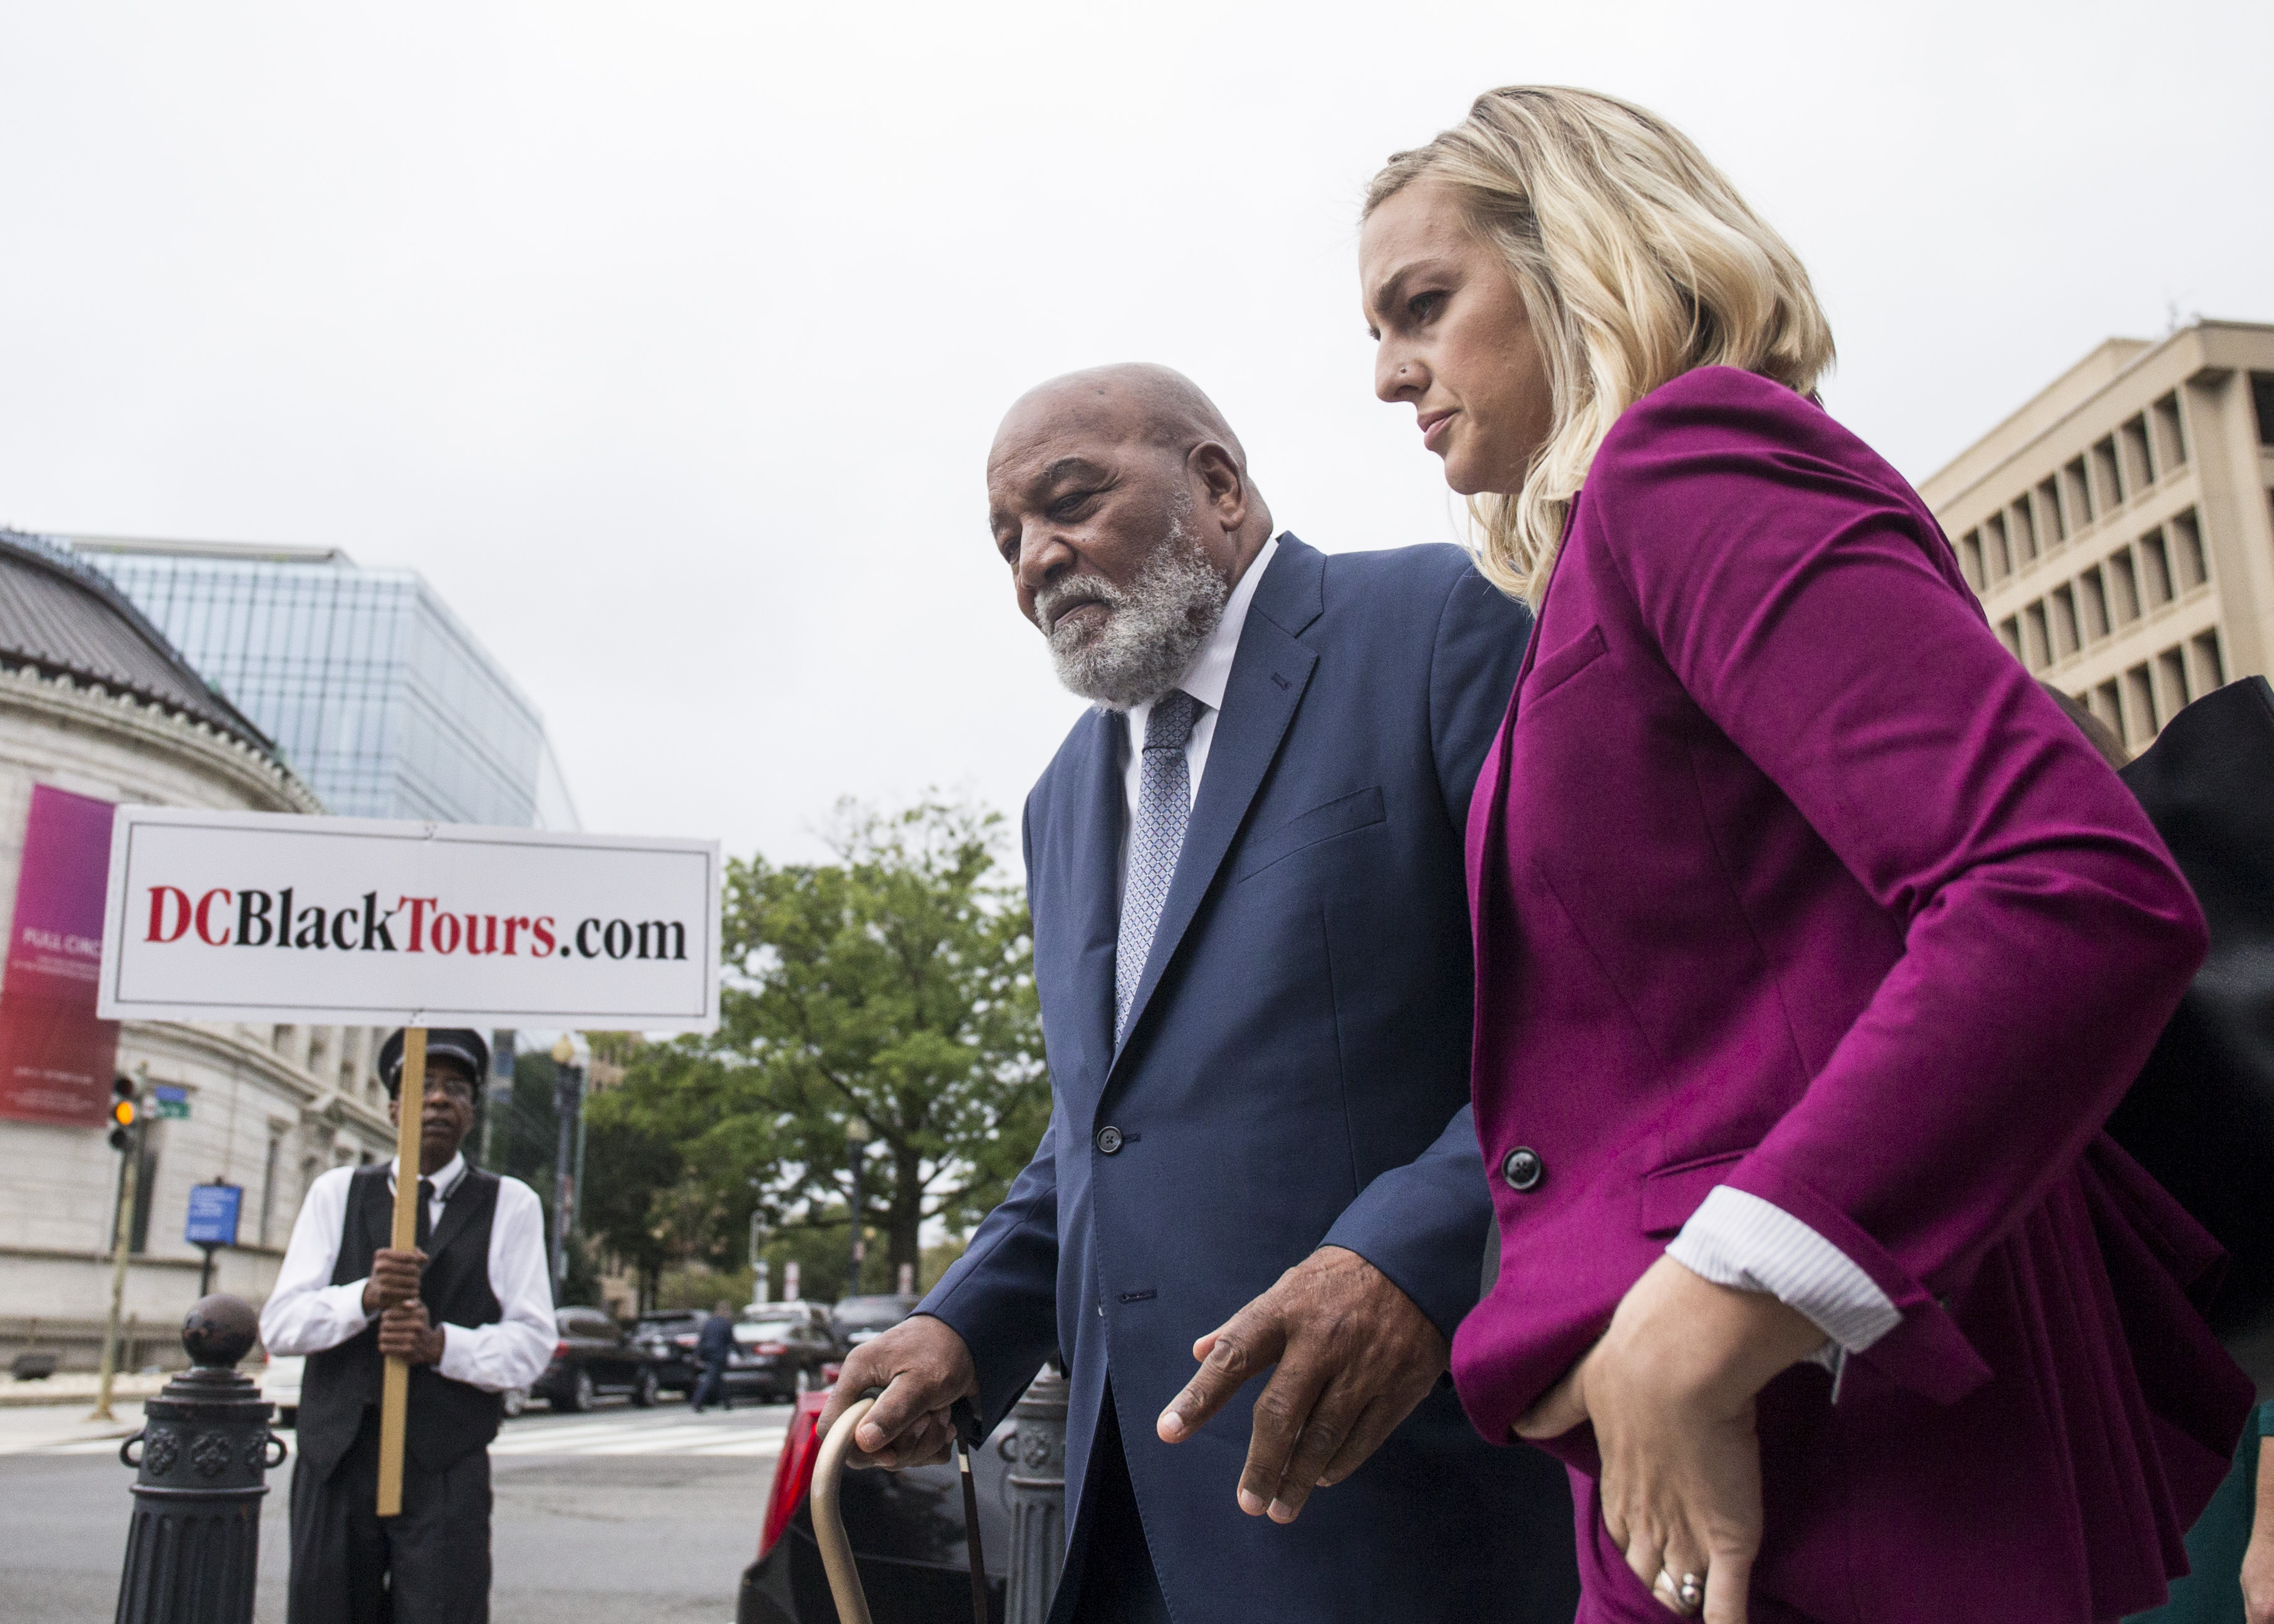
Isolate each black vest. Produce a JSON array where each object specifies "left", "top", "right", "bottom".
[{"left": 298, "top": 1164, "right": 507, "bottom": 1479}]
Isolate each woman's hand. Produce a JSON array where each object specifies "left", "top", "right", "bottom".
[
  {"left": 1516, "top": 1256, "right": 1827, "bottom": 1623},
  {"left": 2242, "top": 1436, "right": 2274, "bottom": 1624}
]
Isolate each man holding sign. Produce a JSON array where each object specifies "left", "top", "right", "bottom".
[{"left": 261, "top": 1029, "right": 553, "bottom": 1624}]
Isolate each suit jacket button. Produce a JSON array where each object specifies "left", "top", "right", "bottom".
[
  {"left": 1096, "top": 1126, "right": 1124, "bottom": 1155},
  {"left": 1501, "top": 1147, "right": 1543, "bottom": 1192}
]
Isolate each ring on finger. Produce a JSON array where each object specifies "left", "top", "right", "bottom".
[{"left": 1654, "top": 1568, "right": 1705, "bottom": 1616}]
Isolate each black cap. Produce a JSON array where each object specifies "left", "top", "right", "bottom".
[{"left": 377, "top": 1029, "right": 491, "bottom": 1096}]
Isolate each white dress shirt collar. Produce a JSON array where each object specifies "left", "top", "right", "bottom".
[{"left": 389, "top": 1150, "right": 467, "bottom": 1197}]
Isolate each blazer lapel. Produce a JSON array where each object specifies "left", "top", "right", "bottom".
[{"left": 1110, "top": 538, "right": 1323, "bottom": 1071}]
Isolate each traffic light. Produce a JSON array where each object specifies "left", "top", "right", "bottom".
[{"left": 108, "top": 1078, "right": 137, "bottom": 1152}]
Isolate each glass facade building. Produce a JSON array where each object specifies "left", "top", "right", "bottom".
[{"left": 66, "top": 538, "right": 578, "bottom": 830}]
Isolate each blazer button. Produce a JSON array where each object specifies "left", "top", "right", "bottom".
[
  {"left": 1501, "top": 1147, "right": 1543, "bottom": 1192},
  {"left": 1095, "top": 1126, "right": 1124, "bottom": 1155}
]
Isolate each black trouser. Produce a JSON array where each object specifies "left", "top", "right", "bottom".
[
  {"left": 288, "top": 1407, "right": 493, "bottom": 1624},
  {"left": 1067, "top": 1386, "right": 1171, "bottom": 1624},
  {"left": 691, "top": 1356, "right": 731, "bottom": 1410}
]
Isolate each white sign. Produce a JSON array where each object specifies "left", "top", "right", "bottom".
[{"left": 96, "top": 807, "right": 719, "bottom": 1031}]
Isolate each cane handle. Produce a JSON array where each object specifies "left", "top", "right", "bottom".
[{"left": 812, "top": 1396, "right": 877, "bottom": 1624}]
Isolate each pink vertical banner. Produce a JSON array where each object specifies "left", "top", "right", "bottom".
[{"left": 0, "top": 785, "right": 122, "bottom": 1126}]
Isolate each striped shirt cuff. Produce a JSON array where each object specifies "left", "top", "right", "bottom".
[{"left": 1666, "top": 1185, "right": 1902, "bottom": 1356}]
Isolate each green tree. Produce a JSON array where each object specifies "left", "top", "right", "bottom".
[{"left": 595, "top": 798, "right": 1049, "bottom": 1293}]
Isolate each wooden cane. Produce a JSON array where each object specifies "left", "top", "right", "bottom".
[
  {"left": 376, "top": 1027, "right": 426, "bottom": 1518},
  {"left": 812, "top": 1397, "right": 878, "bottom": 1624}
]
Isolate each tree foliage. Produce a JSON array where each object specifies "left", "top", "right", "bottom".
[{"left": 582, "top": 798, "right": 1049, "bottom": 1299}]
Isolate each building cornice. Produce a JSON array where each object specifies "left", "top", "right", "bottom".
[
  {"left": 0, "top": 660, "right": 322, "bottom": 813},
  {"left": 127, "top": 1021, "right": 394, "bottom": 1139}
]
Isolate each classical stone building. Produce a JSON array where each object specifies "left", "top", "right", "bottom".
[
  {"left": 1920, "top": 319, "right": 2274, "bottom": 749},
  {"left": 0, "top": 530, "right": 397, "bottom": 1370}
]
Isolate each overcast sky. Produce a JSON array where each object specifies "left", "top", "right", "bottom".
[{"left": 2, "top": 1, "right": 2267, "bottom": 867}]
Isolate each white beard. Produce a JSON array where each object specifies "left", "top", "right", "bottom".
[{"left": 1033, "top": 516, "right": 1229, "bottom": 709}]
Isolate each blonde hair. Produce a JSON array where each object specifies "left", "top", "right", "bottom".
[{"left": 1366, "top": 87, "right": 1835, "bottom": 601}]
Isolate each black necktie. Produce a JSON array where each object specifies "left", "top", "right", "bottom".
[{"left": 415, "top": 1177, "right": 436, "bottom": 1252}]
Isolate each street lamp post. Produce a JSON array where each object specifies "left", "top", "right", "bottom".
[
  {"left": 548, "top": 1035, "right": 587, "bottom": 1303},
  {"left": 845, "top": 1117, "right": 870, "bottom": 1298}
]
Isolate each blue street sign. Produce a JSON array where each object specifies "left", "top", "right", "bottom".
[{"left": 185, "top": 1183, "right": 242, "bottom": 1247}]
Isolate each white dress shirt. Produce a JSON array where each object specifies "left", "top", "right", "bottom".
[
  {"left": 259, "top": 1152, "right": 556, "bottom": 1394},
  {"left": 1110, "top": 529, "right": 1889, "bottom": 1370},
  {"left": 1114, "top": 534, "right": 1280, "bottom": 887}
]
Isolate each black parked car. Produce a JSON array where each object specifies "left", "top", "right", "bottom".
[
  {"left": 738, "top": 1385, "right": 1011, "bottom": 1623},
  {"left": 533, "top": 1307, "right": 659, "bottom": 1412},
  {"left": 630, "top": 1309, "right": 706, "bottom": 1395},
  {"left": 827, "top": 1294, "right": 919, "bottom": 1353},
  {"left": 728, "top": 1314, "right": 838, "bottom": 1402}
]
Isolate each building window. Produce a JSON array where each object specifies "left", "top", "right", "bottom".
[
  {"left": 2050, "top": 585, "right": 2079, "bottom": 659},
  {"left": 2092, "top": 680, "right": 2124, "bottom": 741},
  {"left": 2191, "top": 630, "right": 2227, "bottom": 696},
  {"left": 2151, "top": 392, "right": 2188, "bottom": 470},
  {"left": 2171, "top": 509, "right": 2208, "bottom": 590},
  {"left": 2078, "top": 568, "right": 2110, "bottom": 641},
  {"left": 2023, "top": 601, "right": 2051, "bottom": 669},
  {"left": 1988, "top": 513, "right": 2013, "bottom": 579},
  {"left": 2108, "top": 550, "right": 2141, "bottom": 623},
  {"left": 1958, "top": 530, "right": 1985, "bottom": 591},
  {"left": 2251, "top": 374, "right": 2274, "bottom": 446},
  {"left": 2120, "top": 414, "right": 2156, "bottom": 490},
  {"left": 2065, "top": 456, "right": 2095, "bottom": 527},
  {"left": 260, "top": 1133, "right": 281, "bottom": 1247},
  {"left": 2038, "top": 476, "right": 2067, "bottom": 544},
  {"left": 2156, "top": 646, "right": 2192, "bottom": 719},
  {"left": 2124, "top": 663, "right": 2159, "bottom": 743},
  {"left": 2139, "top": 528, "right": 2174, "bottom": 609},
  {"left": 1997, "top": 616, "right": 2023, "bottom": 661},
  {"left": 2012, "top": 496, "right": 2039, "bottom": 563},
  {"left": 2092, "top": 436, "right": 2125, "bottom": 511}
]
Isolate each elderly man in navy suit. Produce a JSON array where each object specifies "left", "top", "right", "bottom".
[{"left": 820, "top": 365, "right": 1577, "bottom": 1622}]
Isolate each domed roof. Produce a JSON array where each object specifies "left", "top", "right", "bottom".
[{"left": 0, "top": 527, "right": 274, "bottom": 755}]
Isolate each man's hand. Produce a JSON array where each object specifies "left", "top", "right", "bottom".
[
  {"left": 361, "top": 1248, "right": 425, "bottom": 1315},
  {"left": 1155, "top": 1246, "right": 1446, "bottom": 1524},
  {"left": 1514, "top": 1256, "right": 1823, "bottom": 1623},
  {"left": 377, "top": 1300, "right": 446, "bottom": 1366},
  {"left": 815, "top": 1314, "right": 978, "bottom": 1470}
]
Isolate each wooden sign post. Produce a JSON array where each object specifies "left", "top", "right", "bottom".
[
  {"left": 375, "top": 1027, "right": 426, "bottom": 1519},
  {"left": 95, "top": 807, "right": 721, "bottom": 1522}
]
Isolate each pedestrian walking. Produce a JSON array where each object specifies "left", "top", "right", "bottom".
[
  {"left": 1358, "top": 85, "right": 2253, "bottom": 1622},
  {"left": 689, "top": 1301, "right": 736, "bottom": 1414},
  {"left": 820, "top": 363, "right": 1578, "bottom": 1622}
]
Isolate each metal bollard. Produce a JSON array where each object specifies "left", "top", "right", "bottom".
[
  {"left": 113, "top": 1294, "right": 286, "bottom": 1624},
  {"left": 1001, "top": 1361, "right": 1069, "bottom": 1624}
]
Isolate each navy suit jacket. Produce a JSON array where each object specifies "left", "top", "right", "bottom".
[{"left": 922, "top": 536, "right": 1577, "bottom": 1622}]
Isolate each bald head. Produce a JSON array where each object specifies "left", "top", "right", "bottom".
[
  {"left": 986, "top": 363, "right": 1274, "bottom": 709},
  {"left": 992, "top": 363, "right": 1253, "bottom": 481}
]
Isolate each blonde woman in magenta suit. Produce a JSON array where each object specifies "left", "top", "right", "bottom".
[{"left": 1357, "top": 88, "right": 2253, "bottom": 1623}]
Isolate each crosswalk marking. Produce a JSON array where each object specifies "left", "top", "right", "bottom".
[
  {"left": 488, "top": 1413, "right": 791, "bottom": 1458},
  {"left": 2, "top": 1409, "right": 794, "bottom": 1460}
]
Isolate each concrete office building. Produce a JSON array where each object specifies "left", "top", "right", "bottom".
[
  {"left": 66, "top": 536, "right": 580, "bottom": 831},
  {"left": 0, "top": 531, "right": 399, "bottom": 1370},
  {"left": 1921, "top": 320, "right": 2274, "bottom": 749}
]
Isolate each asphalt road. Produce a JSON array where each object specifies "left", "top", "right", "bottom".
[{"left": 1, "top": 1396, "right": 790, "bottom": 1623}]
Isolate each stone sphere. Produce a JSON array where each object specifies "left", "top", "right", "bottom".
[{"left": 181, "top": 1294, "right": 259, "bottom": 1368}]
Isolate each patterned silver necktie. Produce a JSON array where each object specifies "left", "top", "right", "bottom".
[{"left": 1115, "top": 689, "right": 1201, "bottom": 1043}]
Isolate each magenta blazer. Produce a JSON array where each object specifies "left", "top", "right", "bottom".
[{"left": 1458, "top": 367, "right": 2252, "bottom": 1622}]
